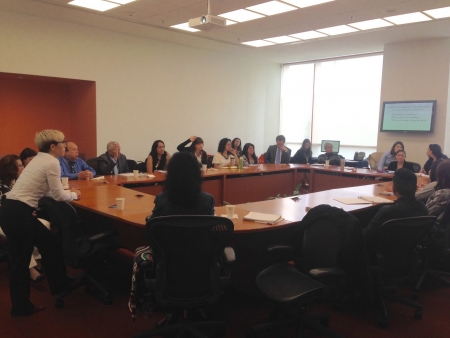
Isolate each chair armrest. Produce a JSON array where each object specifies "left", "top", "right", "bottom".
[
  {"left": 309, "top": 268, "right": 345, "bottom": 278},
  {"left": 86, "top": 229, "right": 120, "bottom": 244},
  {"left": 222, "top": 247, "right": 235, "bottom": 266},
  {"left": 265, "top": 245, "right": 297, "bottom": 266}
]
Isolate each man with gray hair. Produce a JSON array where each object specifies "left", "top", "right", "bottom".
[
  {"left": 317, "top": 142, "right": 343, "bottom": 165},
  {"left": 97, "top": 141, "right": 129, "bottom": 175}
]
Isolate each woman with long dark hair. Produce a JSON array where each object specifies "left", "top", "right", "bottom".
[
  {"left": 426, "top": 160, "right": 450, "bottom": 222},
  {"left": 231, "top": 138, "right": 242, "bottom": 157},
  {"left": 151, "top": 152, "right": 215, "bottom": 217},
  {"left": 240, "top": 143, "right": 258, "bottom": 165},
  {"left": 176, "top": 136, "right": 207, "bottom": 166},
  {"left": 421, "top": 144, "right": 448, "bottom": 181},
  {"left": 146, "top": 140, "right": 171, "bottom": 173},
  {"left": 387, "top": 150, "right": 415, "bottom": 172},
  {"left": 377, "top": 141, "right": 404, "bottom": 172},
  {"left": 212, "top": 138, "right": 238, "bottom": 168},
  {"left": 291, "top": 138, "right": 312, "bottom": 164}
]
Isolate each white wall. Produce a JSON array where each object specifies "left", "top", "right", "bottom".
[
  {"left": 378, "top": 38, "right": 450, "bottom": 165},
  {"left": 0, "top": 11, "right": 281, "bottom": 160}
]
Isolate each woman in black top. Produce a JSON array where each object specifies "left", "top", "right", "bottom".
[
  {"left": 240, "top": 143, "right": 258, "bottom": 165},
  {"left": 387, "top": 150, "right": 415, "bottom": 172},
  {"left": 421, "top": 144, "right": 448, "bottom": 181},
  {"left": 176, "top": 136, "right": 207, "bottom": 166},
  {"left": 146, "top": 140, "right": 171, "bottom": 173},
  {"left": 291, "top": 139, "right": 312, "bottom": 164},
  {"left": 231, "top": 138, "right": 242, "bottom": 157}
]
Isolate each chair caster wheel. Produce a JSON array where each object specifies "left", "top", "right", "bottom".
[
  {"left": 103, "top": 295, "right": 113, "bottom": 305},
  {"left": 414, "top": 310, "right": 423, "bottom": 319},
  {"left": 411, "top": 292, "right": 419, "bottom": 300},
  {"left": 377, "top": 319, "right": 388, "bottom": 329},
  {"left": 55, "top": 298, "right": 64, "bottom": 308}
]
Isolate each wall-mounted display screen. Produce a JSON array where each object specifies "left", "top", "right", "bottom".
[{"left": 380, "top": 100, "right": 436, "bottom": 133}]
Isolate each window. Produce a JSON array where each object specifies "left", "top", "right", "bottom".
[{"left": 280, "top": 54, "right": 383, "bottom": 159}]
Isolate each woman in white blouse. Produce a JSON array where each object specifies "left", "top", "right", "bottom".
[
  {"left": 212, "top": 138, "right": 238, "bottom": 168},
  {"left": 0, "top": 130, "right": 81, "bottom": 317}
]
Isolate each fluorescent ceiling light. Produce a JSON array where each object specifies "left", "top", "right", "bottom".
[
  {"left": 317, "top": 25, "right": 358, "bottom": 35},
  {"left": 69, "top": 0, "right": 119, "bottom": 11},
  {"left": 289, "top": 30, "right": 327, "bottom": 39},
  {"left": 384, "top": 12, "right": 431, "bottom": 25},
  {"left": 170, "top": 22, "right": 200, "bottom": 32},
  {"left": 226, "top": 20, "right": 238, "bottom": 26},
  {"left": 281, "top": 0, "right": 334, "bottom": 8},
  {"left": 242, "top": 40, "right": 275, "bottom": 47},
  {"left": 348, "top": 18, "right": 393, "bottom": 30},
  {"left": 219, "top": 9, "right": 265, "bottom": 22},
  {"left": 264, "top": 36, "right": 299, "bottom": 44},
  {"left": 246, "top": 1, "right": 297, "bottom": 16},
  {"left": 108, "top": 0, "right": 135, "bottom": 4},
  {"left": 424, "top": 6, "right": 450, "bottom": 19}
]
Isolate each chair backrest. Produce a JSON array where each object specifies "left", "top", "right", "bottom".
[
  {"left": 145, "top": 215, "right": 233, "bottom": 308},
  {"left": 136, "top": 161, "right": 146, "bottom": 173},
  {"left": 258, "top": 154, "right": 265, "bottom": 164},
  {"left": 86, "top": 157, "right": 99, "bottom": 173},
  {"left": 410, "top": 162, "right": 421, "bottom": 173},
  {"left": 376, "top": 216, "right": 436, "bottom": 281},
  {"left": 127, "top": 159, "right": 138, "bottom": 171},
  {"left": 367, "top": 151, "right": 384, "bottom": 170},
  {"left": 207, "top": 155, "right": 213, "bottom": 168}
]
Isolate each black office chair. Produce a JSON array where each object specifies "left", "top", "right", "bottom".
[
  {"left": 136, "top": 161, "right": 146, "bottom": 173},
  {"left": 39, "top": 197, "right": 120, "bottom": 308},
  {"left": 133, "top": 215, "right": 235, "bottom": 338},
  {"left": 207, "top": 155, "right": 213, "bottom": 168},
  {"left": 127, "top": 159, "right": 138, "bottom": 171},
  {"left": 86, "top": 157, "right": 99, "bottom": 173},
  {"left": 413, "top": 204, "right": 450, "bottom": 299},
  {"left": 410, "top": 162, "right": 421, "bottom": 173},
  {"left": 373, "top": 216, "right": 436, "bottom": 328}
]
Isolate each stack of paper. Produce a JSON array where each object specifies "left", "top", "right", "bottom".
[
  {"left": 334, "top": 196, "right": 393, "bottom": 205},
  {"left": 243, "top": 212, "right": 283, "bottom": 224}
]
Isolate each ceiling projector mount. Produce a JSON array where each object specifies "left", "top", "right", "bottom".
[{"left": 189, "top": 0, "right": 226, "bottom": 31}]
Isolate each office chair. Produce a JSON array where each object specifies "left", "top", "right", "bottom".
[
  {"left": 133, "top": 215, "right": 235, "bottom": 338},
  {"left": 207, "top": 155, "right": 214, "bottom": 168},
  {"left": 136, "top": 161, "right": 146, "bottom": 172},
  {"left": 86, "top": 157, "right": 99, "bottom": 173},
  {"left": 410, "top": 162, "right": 421, "bottom": 173},
  {"left": 413, "top": 204, "right": 450, "bottom": 299},
  {"left": 127, "top": 159, "right": 138, "bottom": 171},
  {"left": 258, "top": 154, "right": 265, "bottom": 164},
  {"left": 39, "top": 197, "right": 120, "bottom": 308},
  {"left": 373, "top": 216, "right": 436, "bottom": 328}
]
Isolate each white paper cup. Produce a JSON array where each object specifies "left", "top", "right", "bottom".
[
  {"left": 202, "top": 164, "right": 207, "bottom": 172},
  {"left": 61, "top": 177, "right": 69, "bottom": 188},
  {"left": 225, "top": 205, "right": 235, "bottom": 219},
  {"left": 133, "top": 170, "right": 139, "bottom": 178},
  {"left": 116, "top": 198, "right": 125, "bottom": 210},
  {"left": 325, "top": 160, "right": 330, "bottom": 167}
]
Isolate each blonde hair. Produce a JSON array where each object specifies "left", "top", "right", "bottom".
[{"left": 35, "top": 129, "right": 65, "bottom": 152}]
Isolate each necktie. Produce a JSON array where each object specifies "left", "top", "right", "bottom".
[
  {"left": 68, "top": 161, "right": 76, "bottom": 173},
  {"left": 275, "top": 148, "right": 281, "bottom": 164}
]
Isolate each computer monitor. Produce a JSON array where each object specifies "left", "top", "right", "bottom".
[{"left": 320, "top": 140, "right": 340, "bottom": 153}]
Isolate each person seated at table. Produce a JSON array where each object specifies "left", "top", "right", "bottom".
[
  {"left": 291, "top": 138, "right": 312, "bottom": 164},
  {"left": 19, "top": 148, "right": 37, "bottom": 167},
  {"left": 146, "top": 140, "right": 171, "bottom": 173},
  {"left": 416, "top": 181, "right": 437, "bottom": 203},
  {"left": 231, "top": 138, "right": 242, "bottom": 157},
  {"left": 97, "top": 141, "right": 129, "bottom": 175},
  {"left": 150, "top": 152, "right": 214, "bottom": 218},
  {"left": 317, "top": 142, "right": 343, "bottom": 165},
  {"left": 377, "top": 141, "right": 404, "bottom": 172},
  {"left": 363, "top": 168, "right": 428, "bottom": 262},
  {"left": 58, "top": 142, "right": 96, "bottom": 180},
  {"left": 240, "top": 143, "right": 258, "bottom": 165},
  {"left": 176, "top": 136, "right": 207, "bottom": 166},
  {"left": 387, "top": 150, "right": 414, "bottom": 172},
  {"left": 0, "top": 155, "right": 48, "bottom": 284},
  {"left": 421, "top": 144, "right": 448, "bottom": 182},
  {"left": 212, "top": 138, "right": 238, "bottom": 168},
  {"left": 0, "top": 129, "right": 81, "bottom": 317},
  {"left": 264, "top": 135, "right": 291, "bottom": 164},
  {"left": 426, "top": 160, "right": 450, "bottom": 222}
]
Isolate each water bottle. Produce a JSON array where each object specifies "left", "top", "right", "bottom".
[{"left": 238, "top": 158, "right": 244, "bottom": 169}]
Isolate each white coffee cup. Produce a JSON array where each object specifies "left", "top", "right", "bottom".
[
  {"left": 225, "top": 205, "right": 235, "bottom": 219},
  {"left": 133, "top": 170, "right": 139, "bottom": 178},
  {"left": 202, "top": 164, "right": 207, "bottom": 172},
  {"left": 325, "top": 160, "right": 330, "bottom": 167},
  {"left": 116, "top": 198, "right": 125, "bottom": 210},
  {"left": 61, "top": 177, "right": 69, "bottom": 188}
]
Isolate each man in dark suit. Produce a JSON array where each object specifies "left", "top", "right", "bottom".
[
  {"left": 97, "top": 141, "right": 129, "bottom": 175},
  {"left": 264, "top": 135, "right": 291, "bottom": 164}
]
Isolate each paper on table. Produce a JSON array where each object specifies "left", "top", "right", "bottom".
[
  {"left": 243, "top": 211, "right": 282, "bottom": 224},
  {"left": 147, "top": 174, "right": 156, "bottom": 178},
  {"left": 155, "top": 170, "right": 167, "bottom": 174},
  {"left": 91, "top": 176, "right": 105, "bottom": 180},
  {"left": 221, "top": 214, "right": 238, "bottom": 219},
  {"left": 334, "top": 196, "right": 393, "bottom": 205},
  {"left": 119, "top": 173, "right": 134, "bottom": 177}
]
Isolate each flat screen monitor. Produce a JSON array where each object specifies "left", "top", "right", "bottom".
[
  {"left": 321, "top": 140, "right": 340, "bottom": 153},
  {"left": 380, "top": 100, "right": 436, "bottom": 133}
]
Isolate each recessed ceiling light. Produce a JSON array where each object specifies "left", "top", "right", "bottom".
[
  {"left": 264, "top": 36, "right": 299, "bottom": 44},
  {"left": 348, "top": 18, "right": 393, "bottom": 30},
  {"left": 246, "top": 1, "right": 297, "bottom": 16},
  {"left": 281, "top": 0, "right": 334, "bottom": 8},
  {"left": 170, "top": 22, "right": 200, "bottom": 32},
  {"left": 317, "top": 25, "right": 358, "bottom": 35},
  {"left": 384, "top": 12, "right": 431, "bottom": 25},
  {"left": 69, "top": 0, "right": 119, "bottom": 11},
  {"left": 219, "top": 9, "right": 265, "bottom": 22},
  {"left": 242, "top": 40, "right": 275, "bottom": 47},
  {"left": 424, "top": 6, "right": 450, "bottom": 19},
  {"left": 226, "top": 20, "right": 238, "bottom": 26},
  {"left": 108, "top": 0, "right": 135, "bottom": 4},
  {"left": 289, "top": 30, "right": 327, "bottom": 39}
]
